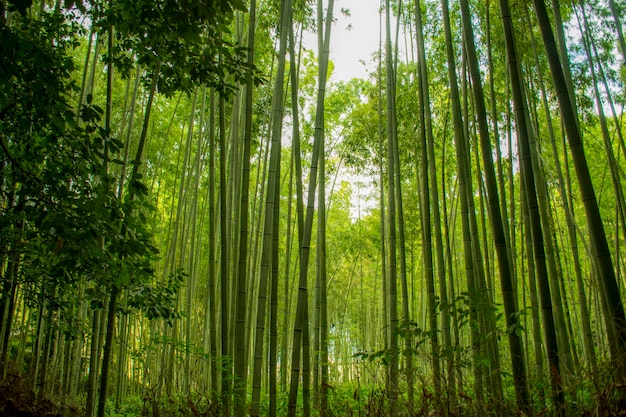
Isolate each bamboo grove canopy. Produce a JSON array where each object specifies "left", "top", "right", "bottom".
[{"left": 1, "top": 0, "right": 626, "bottom": 416}]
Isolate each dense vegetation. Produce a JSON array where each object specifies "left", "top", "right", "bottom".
[{"left": 1, "top": 0, "right": 626, "bottom": 416}]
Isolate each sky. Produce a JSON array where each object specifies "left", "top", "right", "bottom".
[
  {"left": 299, "top": 1, "right": 386, "bottom": 218},
  {"left": 303, "top": 0, "right": 382, "bottom": 82}
]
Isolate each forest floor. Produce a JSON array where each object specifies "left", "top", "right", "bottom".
[
  {"left": 2, "top": 371, "right": 626, "bottom": 417},
  {"left": 0, "top": 374, "right": 82, "bottom": 417}
]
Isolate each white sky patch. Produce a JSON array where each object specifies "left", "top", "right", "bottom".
[
  {"left": 300, "top": 1, "right": 392, "bottom": 220},
  {"left": 303, "top": 0, "right": 382, "bottom": 82}
]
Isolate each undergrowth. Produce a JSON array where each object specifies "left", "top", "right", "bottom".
[{"left": 1, "top": 363, "right": 625, "bottom": 416}]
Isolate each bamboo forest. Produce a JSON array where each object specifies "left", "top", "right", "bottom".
[{"left": 3, "top": 0, "right": 626, "bottom": 415}]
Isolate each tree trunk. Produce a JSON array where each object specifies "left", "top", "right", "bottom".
[
  {"left": 461, "top": 0, "right": 525, "bottom": 409},
  {"left": 287, "top": 1, "right": 333, "bottom": 415},
  {"left": 499, "top": 1, "right": 564, "bottom": 412},
  {"left": 441, "top": 0, "right": 484, "bottom": 403},
  {"left": 383, "top": 1, "right": 399, "bottom": 415},
  {"left": 233, "top": 1, "right": 257, "bottom": 414},
  {"left": 524, "top": 5, "right": 597, "bottom": 374},
  {"left": 414, "top": 0, "right": 440, "bottom": 406},
  {"left": 219, "top": 89, "right": 232, "bottom": 416},
  {"left": 532, "top": 0, "right": 626, "bottom": 377}
]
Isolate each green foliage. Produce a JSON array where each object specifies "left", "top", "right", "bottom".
[
  {"left": 127, "top": 268, "right": 184, "bottom": 324},
  {"left": 0, "top": 7, "right": 162, "bottom": 333},
  {"left": 6, "top": 0, "right": 33, "bottom": 15},
  {"left": 93, "top": 0, "right": 252, "bottom": 96},
  {"left": 137, "top": 391, "right": 220, "bottom": 417},
  {"left": 325, "top": 383, "right": 374, "bottom": 417},
  {"left": 1, "top": 11, "right": 104, "bottom": 299},
  {"left": 2, "top": 1, "right": 626, "bottom": 416},
  {"left": 105, "top": 395, "right": 143, "bottom": 417}
]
